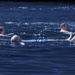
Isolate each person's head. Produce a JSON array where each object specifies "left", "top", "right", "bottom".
[
  {"left": 11, "top": 35, "right": 25, "bottom": 46},
  {"left": 11, "top": 35, "right": 22, "bottom": 43},
  {"left": 60, "top": 23, "right": 69, "bottom": 31},
  {"left": 0, "top": 26, "right": 5, "bottom": 34}
]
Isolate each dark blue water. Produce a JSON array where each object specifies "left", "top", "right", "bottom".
[{"left": 0, "top": 2, "right": 75, "bottom": 75}]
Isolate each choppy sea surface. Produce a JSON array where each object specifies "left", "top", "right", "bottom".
[{"left": 0, "top": 2, "right": 75, "bottom": 75}]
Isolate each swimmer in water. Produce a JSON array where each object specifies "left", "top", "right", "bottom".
[
  {"left": 0, "top": 26, "right": 25, "bottom": 46},
  {"left": 60, "top": 23, "right": 75, "bottom": 42}
]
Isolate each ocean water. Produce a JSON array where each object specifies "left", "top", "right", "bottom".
[{"left": 0, "top": 2, "right": 75, "bottom": 75}]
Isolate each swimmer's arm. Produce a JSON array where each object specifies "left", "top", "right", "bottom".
[
  {"left": 65, "top": 32, "right": 73, "bottom": 41},
  {"left": 60, "top": 31, "right": 73, "bottom": 41}
]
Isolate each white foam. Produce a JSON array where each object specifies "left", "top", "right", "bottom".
[{"left": 19, "top": 42, "right": 25, "bottom": 46}]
